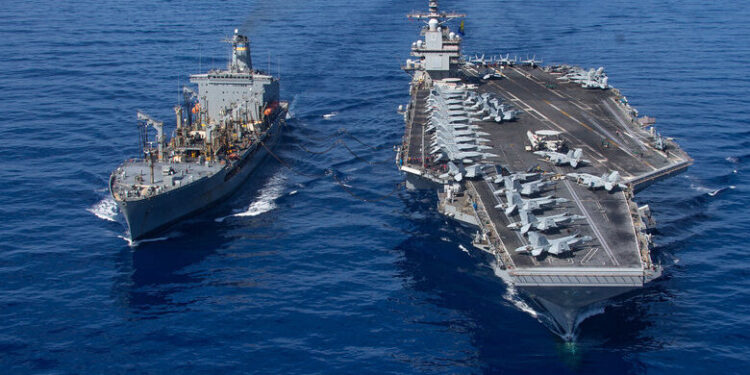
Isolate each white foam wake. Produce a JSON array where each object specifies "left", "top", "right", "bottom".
[
  {"left": 491, "top": 261, "right": 539, "bottom": 319},
  {"left": 215, "top": 173, "right": 286, "bottom": 222},
  {"left": 118, "top": 234, "right": 170, "bottom": 247},
  {"left": 286, "top": 94, "right": 298, "bottom": 120},
  {"left": 88, "top": 196, "right": 118, "bottom": 222},
  {"left": 689, "top": 182, "right": 712, "bottom": 194},
  {"left": 574, "top": 305, "right": 605, "bottom": 327},
  {"left": 458, "top": 244, "right": 470, "bottom": 254},
  {"left": 690, "top": 183, "right": 736, "bottom": 197}
]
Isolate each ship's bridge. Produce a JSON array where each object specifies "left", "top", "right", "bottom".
[
  {"left": 405, "top": 0, "right": 465, "bottom": 78},
  {"left": 188, "top": 29, "right": 280, "bottom": 123}
]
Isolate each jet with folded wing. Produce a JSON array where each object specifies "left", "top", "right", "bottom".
[
  {"left": 514, "top": 231, "right": 592, "bottom": 256},
  {"left": 567, "top": 171, "right": 627, "bottom": 192},
  {"left": 508, "top": 209, "right": 585, "bottom": 234},
  {"left": 497, "top": 191, "right": 568, "bottom": 215},
  {"left": 534, "top": 148, "right": 588, "bottom": 168}
]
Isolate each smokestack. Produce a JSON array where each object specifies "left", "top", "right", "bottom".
[{"left": 231, "top": 29, "right": 252, "bottom": 72}]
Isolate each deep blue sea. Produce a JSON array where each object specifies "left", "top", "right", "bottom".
[{"left": 2, "top": 0, "right": 749, "bottom": 373}]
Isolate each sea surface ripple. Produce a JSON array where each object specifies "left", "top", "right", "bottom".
[{"left": 1, "top": 0, "right": 749, "bottom": 373}]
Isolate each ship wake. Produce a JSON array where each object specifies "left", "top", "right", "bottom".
[
  {"left": 491, "top": 261, "right": 540, "bottom": 319},
  {"left": 88, "top": 196, "right": 119, "bottom": 222},
  {"left": 118, "top": 234, "right": 171, "bottom": 247},
  {"left": 286, "top": 94, "right": 298, "bottom": 120},
  {"left": 216, "top": 172, "right": 286, "bottom": 222},
  {"left": 491, "top": 260, "right": 607, "bottom": 341},
  {"left": 689, "top": 182, "right": 736, "bottom": 197}
]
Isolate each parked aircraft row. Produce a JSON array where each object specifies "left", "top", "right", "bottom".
[
  {"left": 487, "top": 171, "right": 592, "bottom": 257},
  {"left": 557, "top": 66, "right": 609, "bottom": 89},
  {"left": 466, "top": 53, "right": 542, "bottom": 68}
]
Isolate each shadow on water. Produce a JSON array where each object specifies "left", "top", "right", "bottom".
[
  {"left": 112, "top": 219, "right": 229, "bottom": 317},
  {"left": 394, "top": 190, "right": 662, "bottom": 373},
  {"left": 111, "top": 166, "right": 285, "bottom": 317}
]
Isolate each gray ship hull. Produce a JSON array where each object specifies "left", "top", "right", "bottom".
[
  {"left": 396, "top": 0, "right": 688, "bottom": 339},
  {"left": 520, "top": 285, "right": 638, "bottom": 337},
  {"left": 406, "top": 170, "right": 659, "bottom": 337},
  {"left": 112, "top": 118, "right": 283, "bottom": 241}
]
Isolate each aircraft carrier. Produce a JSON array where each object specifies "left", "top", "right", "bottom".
[
  {"left": 110, "top": 30, "right": 288, "bottom": 241},
  {"left": 396, "top": 1, "right": 692, "bottom": 337}
]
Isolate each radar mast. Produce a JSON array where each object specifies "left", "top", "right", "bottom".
[{"left": 404, "top": 1, "right": 465, "bottom": 79}]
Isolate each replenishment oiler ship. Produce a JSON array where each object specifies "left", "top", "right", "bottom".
[
  {"left": 110, "top": 30, "right": 287, "bottom": 241},
  {"left": 396, "top": 1, "right": 692, "bottom": 338}
]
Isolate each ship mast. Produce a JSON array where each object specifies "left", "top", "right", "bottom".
[{"left": 406, "top": 0, "right": 465, "bottom": 20}]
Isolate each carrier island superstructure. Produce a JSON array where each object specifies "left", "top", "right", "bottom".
[
  {"left": 396, "top": 1, "right": 692, "bottom": 337},
  {"left": 110, "top": 30, "right": 288, "bottom": 241}
]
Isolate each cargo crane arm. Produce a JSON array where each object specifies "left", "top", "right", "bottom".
[{"left": 137, "top": 111, "right": 165, "bottom": 160}]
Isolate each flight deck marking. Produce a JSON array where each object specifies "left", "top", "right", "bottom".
[
  {"left": 537, "top": 88, "right": 658, "bottom": 172},
  {"left": 508, "top": 67, "right": 598, "bottom": 109},
  {"left": 490, "top": 79, "right": 643, "bottom": 174},
  {"left": 577, "top": 110, "right": 657, "bottom": 171},
  {"left": 506, "top": 69, "right": 651, "bottom": 167},
  {"left": 580, "top": 247, "right": 600, "bottom": 264},
  {"left": 559, "top": 174, "right": 619, "bottom": 266},
  {"left": 489, "top": 81, "right": 612, "bottom": 162},
  {"left": 545, "top": 101, "right": 598, "bottom": 135},
  {"left": 508, "top": 67, "right": 566, "bottom": 100},
  {"left": 599, "top": 99, "right": 659, "bottom": 170},
  {"left": 595, "top": 200, "right": 612, "bottom": 223},
  {"left": 509, "top": 66, "right": 603, "bottom": 112},
  {"left": 540, "top": 99, "right": 656, "bottom": 172}
]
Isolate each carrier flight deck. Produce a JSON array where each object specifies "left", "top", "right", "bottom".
[{"left": 397, "top": 1, "right": 691, "bottom": 337}]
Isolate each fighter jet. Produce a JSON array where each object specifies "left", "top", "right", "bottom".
[
  {"left": 534, "top": 148, "right": 588, "bottom": 168},
  {"left": 491, "top": 172, "right": 539, "bottom": 185},
  {"left": 557, "top": 68, "right": 588, "bottom": 82},
  {"left": 497, "top": 191, "right": 568, "bottom": 215},
  {"left": 469, "top": 54, "right": 486, "bottom": 65},
  {"left": 567, "top": 171, "right": 626, "bottom": 192},
  {"left": 428, "top": 83, "right": 503, "bottom": 163},
  {"left": 508, "top": 210, "right": 585, "bottom": 234},
  {"left": 438, "top": 161, "right": 462, "bottom": 181},
  {"left": 471, "top": 94, "right": 516, "bottom": 123},
  {"left": 481, "top": 68, "right": 503, "bottom": 80},
  {"left": 581, "top": 76, "right": 608, "bottom": 89},
  {"left": 498, "top": 54, "right": 517, "bottom": 66},
  {"left": 517, "top": 179, "right": 553, "bottom": 196},
  {"left": 560, "top": 66, "right": 609, "bottom": 89},
  {"left": 496, "top": 104, "right": 517, "bottom": 121},
  {"left": 521, "top": 55, "right": 542, "bottom": 68},
  {"left": 514, "top": 232, "right": 592, "bottom": 257},
  {"left": 464, "top": 164, "right": 483, "bottom": 179},
  {"left": 495, "top": 176, "right": 553, "bottom": 196}
]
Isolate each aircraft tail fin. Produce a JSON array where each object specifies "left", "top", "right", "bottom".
[
  {"left": 505, "top": 205, "right": 517, "bottom": 216},
  {"left": 573, "top": 148, "right": 583, "bottom": 160},
  {"left": 527, "top": 231, "right": 541, "bottom": 246},
  {"left": 520, "top": 209, "right": 536, "bottom": 225}
]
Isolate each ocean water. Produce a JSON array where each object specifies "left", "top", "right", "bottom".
[{"left": 1, "top": 0, "right": 749, "bottom": 373}]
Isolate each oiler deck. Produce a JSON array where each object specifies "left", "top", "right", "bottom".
[{"left": 401, "top": 65, "right": 691, "bottom": 298}]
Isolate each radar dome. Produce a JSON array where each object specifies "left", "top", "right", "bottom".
[{"left": 428, "top": 18, "right": 439, "bottom": 31}]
